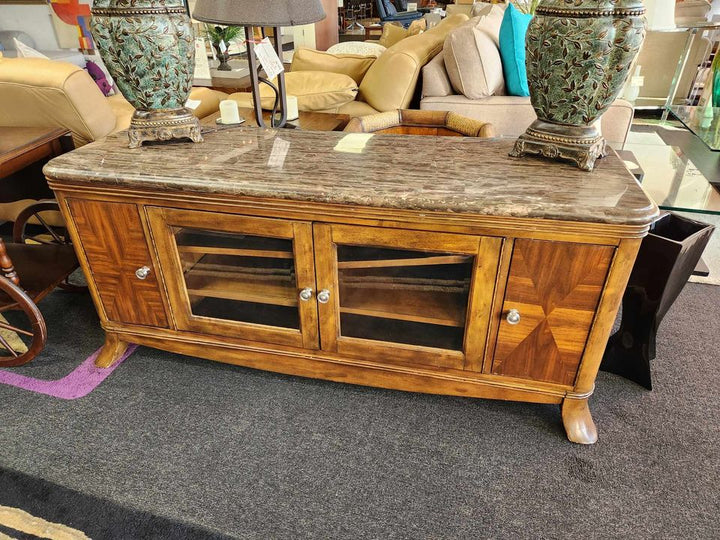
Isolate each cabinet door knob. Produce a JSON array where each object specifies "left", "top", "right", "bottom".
[
  {"left": 299, "top": 287, "right": 313, "bottom": 301},
  {"left": 506, "top": 308, "right": 521, "bottom": 325},
  {"left": 317, "top": 289, "right": 331, "bottom": 304},
  {"left": 135, "top": 266, "right": 151, "bottom": 280}
]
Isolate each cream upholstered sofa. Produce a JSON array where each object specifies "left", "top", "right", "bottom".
[
  {"left": 0, "top": 56, "right": 226, "bottom": 147},
  {"left": 420, "top": 53, "right": 635, "bottom": 147},
  {"left": 228, "top": 13, "right": 471, "bottom": 118}
]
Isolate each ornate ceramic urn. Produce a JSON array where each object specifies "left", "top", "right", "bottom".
[
  {"left": 510, "top": 0, "right": 646, "bottom": 171},
  {"left": 90, "top": 0, "right": 202, "bottom": 148}
]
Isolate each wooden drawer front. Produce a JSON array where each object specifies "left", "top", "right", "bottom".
[
  {"left": 491, "top": 239, "right": 614, "bottom": 386},
  {"left": 67, "top": 199, "right": 169, "bottom": 328}
]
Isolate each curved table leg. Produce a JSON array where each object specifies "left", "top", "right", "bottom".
[
  {"left": 562, "top": 397, "right": 598, "bottom": 445},
  {"left": 95, "top": 333, "right": 129, "bottom": 368}
]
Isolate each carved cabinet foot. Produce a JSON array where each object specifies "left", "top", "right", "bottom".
[
  {"left": 95, "top": 334, "right": 129, "bottom": 368},
  {"left": 562, "top": 397, "right": 598, "bottom": 445}
]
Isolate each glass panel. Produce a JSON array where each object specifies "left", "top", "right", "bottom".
[
  {"left": 174, "top": 228, "right": 299, "bottom": 329},
  {"left": 336, "top": 245, "right": 474, "bottom": 351}
]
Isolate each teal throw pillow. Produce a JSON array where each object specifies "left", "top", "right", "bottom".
[{"left": 499, "top": 3, "right": 533, "bottom": 97}]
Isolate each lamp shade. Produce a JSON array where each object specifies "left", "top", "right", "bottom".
[{"left": 193, "top": 0, "right": 326, "bottom": 26}]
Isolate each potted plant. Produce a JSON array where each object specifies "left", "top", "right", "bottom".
[{"left": 205, "top": 24, "right": 242, "bottom": 71}]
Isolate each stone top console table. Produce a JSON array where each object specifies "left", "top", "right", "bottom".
[{"left": 45, "top": 128, "right": 658, "bottom": 444}]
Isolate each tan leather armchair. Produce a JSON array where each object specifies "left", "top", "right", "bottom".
[{"left": 0, "top": 56, "right": 226, "bottom": 147}]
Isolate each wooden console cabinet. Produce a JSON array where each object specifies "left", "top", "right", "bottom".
[{"left": 44, "top": 128, "right": 658, "bottom": 443}]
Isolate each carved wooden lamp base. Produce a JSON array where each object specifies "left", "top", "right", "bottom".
[
  {"left": 127, "top": 108, "right": 203, "bottom": 149},
  {"left": 510, "top": 120, "right": 607, "bottom": 172}
]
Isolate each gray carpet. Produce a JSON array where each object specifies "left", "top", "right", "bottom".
[{"left": 0, "top": 283, "right": 718, "bottom": 539}]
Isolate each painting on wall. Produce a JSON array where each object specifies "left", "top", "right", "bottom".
[{"left": 46, "top": 0, "right": 94, "bottom": 51}]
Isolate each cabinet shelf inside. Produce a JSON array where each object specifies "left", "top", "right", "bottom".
[
  {"left": 338, "top": 283, "right": 467, "bottom": 327},
  {"left": 184, "top": 267, "right": 297, "bottom": 307}
]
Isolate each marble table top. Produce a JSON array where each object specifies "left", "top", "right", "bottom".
[{"left": 44, "top": 127, "right": 659, "bottom": 227}]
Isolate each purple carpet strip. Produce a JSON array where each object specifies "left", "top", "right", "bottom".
[{"left": 0, "top": 345, "right": 136, "bottom": 399}]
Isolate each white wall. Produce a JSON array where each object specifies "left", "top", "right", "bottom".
[{"left": 0, "top": 5, "right": 64, "bottom": 50}]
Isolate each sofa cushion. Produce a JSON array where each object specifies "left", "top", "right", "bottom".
[
  {"left": 229, "top": 71, "right": 358, "bottom": 112},
  {"left": 499, "top": 3, "right": 532, "bottom": 97},
  {"left": 359, "top": 13, "right": 470, "bottom": 112},
  {"left": 470, "top": 4, "right": 506, "bottom": 45},
  {"left": 443, "top": 15, "right": 505, "bottom": 100},
  {"left": 378, "top": 18, "right": 427, "bottom": 47},
  {"left": 291, "top": 47, "right": 376, "bottom": 85},
  {"left": 335, "top": 100, "right": 380, "bottom": 117}
]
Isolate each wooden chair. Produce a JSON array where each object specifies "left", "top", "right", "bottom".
[{"left": 343, "top": 109, "right": 496, "bottom": 137}]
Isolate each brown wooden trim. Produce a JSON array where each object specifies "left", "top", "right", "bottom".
[
  {"left": 463, "top": 237, "right": 503, "bottom": 371},
  {"left": 293, "top": 221, "right": 321, "bottom": 349},
  {"left": 109, "top": 325, "right": 568, "bottom": 404},
  {"left": 572, "top": 237, "right": 642, "bottom": 393},
  {"left": 313, "top": 223, "right": 340, "bottom": 352},
  {"left": 481, "top": 238, "right": 515, "bottom": 373}
]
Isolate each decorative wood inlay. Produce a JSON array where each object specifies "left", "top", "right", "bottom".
[
  {"left": 491, "top": 239, "right": 614, "bottom": 386},
  {"left": 67, "top": 199, "right": 169, "bottom": 328}
]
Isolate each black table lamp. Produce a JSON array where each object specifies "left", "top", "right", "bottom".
[{"left": 193, "top": 0, "right": 326, "bottom": 128}]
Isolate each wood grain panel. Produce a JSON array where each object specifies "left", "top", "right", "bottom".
[
  {"left": 67, "top": 199, "right": 169, "bottom": 327},
  {"left": 491, "top": 239, "right": 614, "bottom": 386}
]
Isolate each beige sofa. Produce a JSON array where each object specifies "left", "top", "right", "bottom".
[
  {"left": 0, "top": 56, "right": 226, "bottom": 147},
  {"left": 420, "top": 53, "right": 635, "bottom": 147},
  {"left": 228, "top": 13, "right": 471, "bottom": 118}
]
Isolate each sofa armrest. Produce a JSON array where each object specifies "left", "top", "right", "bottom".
[
  {"left": 420, "top": 95, "right": 634, "bottom": 147},
  {"left": 421, "top": 52, "right": 453, "bottom": 98}
]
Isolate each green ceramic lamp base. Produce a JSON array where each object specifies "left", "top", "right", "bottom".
[
  {"left": 510, "top": 120, "right": 607, "bottom": 172},
  {"left": 127, "top": 108, "right": 203, "bottom": 149}
]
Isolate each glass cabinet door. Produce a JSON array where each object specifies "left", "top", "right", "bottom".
[
  {"left": 313, "top": 224, "right": 502, "bottom": 370},
  {"left": 147, "top": 208, "right": 318, "bottom": 349}
]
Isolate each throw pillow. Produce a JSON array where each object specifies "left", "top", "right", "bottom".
[
  {"left": 229, "top": 71, "right": 358, "bottom": 112},
  {"left": 291, "top": 47, "right": 376, "bottom": 85},
  {"left": 407, "top": 18, "right": 427, "bottom": 36},
  {"left": 85, "top": 60, "right": 113, "bottom": 96},
  {"left": 377, "top": 23, "right": 407, "bottom": 48},
  {"left": 470, "top": 4, "right": 506, "bottom": 45},
  {"left": 443, "top": 18, "right": 504, "bottom": 99},
  {"left": 326, "top": 41, "right": 387, "bottom": 58},
  {"left": 498, "top": 3, "right": 532, "bottom": 97}
]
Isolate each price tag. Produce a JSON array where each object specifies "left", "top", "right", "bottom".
[
  {"left": 254, "top": 37, "right": 285, "bottom": 81},
  {"left": 219, "top": 40, "right": 227, "bottom": 54},
  {"left": 631, "top": 75, "right": 644, "bottom": 87},
  {"left": 193, "top": 37, "right": 211, "bottom": 80}
]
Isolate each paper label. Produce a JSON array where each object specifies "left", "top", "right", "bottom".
[
  {"left": 254, "top": 37, "right": 284, "bottom": 81},
  {"left": 407, "top": 2, "right": 418, "bottom": 11},
  {"left": 267, "top": 137, "right": 290, "bottom": 168},
  {"left": 219, "top": 40, "right": 227, "bottom": 54},
  {"left": 185, "top": 98, "right": 201, "bottom": 110},
  {"left": 193, "top": 37, "right": 212, "bottom": 80},
  {"left": 631, "top": 76, "right": 644, "bottom": 87}
]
